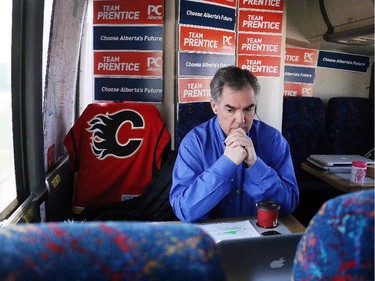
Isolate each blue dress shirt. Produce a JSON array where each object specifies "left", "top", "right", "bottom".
[{"left": 170, "top": 117, "right": 299, "bottom": 222}]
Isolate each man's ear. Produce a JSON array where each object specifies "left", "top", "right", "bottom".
[{"left": 210, "top": 100, "right": 218, "bottom": 114}]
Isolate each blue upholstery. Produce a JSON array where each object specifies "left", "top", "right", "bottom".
[
  {"left": 326, "top": 97, "right": 374, "bottom": 156},
  {"left": 282, "top": 97, "right": 340, "bottom": 227},
  {"left": 0, "top": 222, "right": 226, "bottom": 281},
  {"left": 176, "top": 102, "right": 215, "bottom": 148},
  {"left": 282, "top": 96, "right": 332, "bottom": 181},
  {"left": 293, "top": 189, "right": 374, "bottom": 280}
]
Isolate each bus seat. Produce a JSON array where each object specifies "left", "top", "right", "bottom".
[
  {"left": 0, "top": 221, "right": 226, "bottom": 281},
  {"left": 176, "top": 102, "right": 215, "bottom": 148},
  {"left": 282, "top": 96, "right": 340, "bottom": 227},
  {"left": 63, "top": 102, "right": 171, "bottom": 214},
  {"left": 45, "top": 155, "right": 75, "bottom": 221},
  {"left": 326, "top": 97, "right": 374, "bottom": 157},
  {"left": 282, "top": 96, "right": 332, "bottom": 182},
  {"left": 292, "top": 189, "right": 374, "bottom": 280}
]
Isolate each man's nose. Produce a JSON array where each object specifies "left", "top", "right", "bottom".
[{"left": 235, "top": 111, "right": 245, "bottom": 123}]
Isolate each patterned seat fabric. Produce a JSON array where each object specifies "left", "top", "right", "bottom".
[
  {"left": 292, "top": 189, "right": 374, "bottom": 281},
  {"left": 0, "top": 221, "right": 226, "bottom": 281},
  {"left": 326, "top": 97, "right": 374, "bottom": 156}
]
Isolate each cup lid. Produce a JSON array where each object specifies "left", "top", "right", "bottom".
[
  {"left": 352, "top": 161, "right": 367, "bottom": 168},
  {"left": 256, "top": 200, "right": 280, "bottom": 210}
]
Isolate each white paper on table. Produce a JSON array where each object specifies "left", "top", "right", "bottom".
[{"left": 197, "top": 220, "right": 261, "bottom": 243}]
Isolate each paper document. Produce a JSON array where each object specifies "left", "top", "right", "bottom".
[{"left": 197, "top": 220, "right": 261, "bottom": 242}]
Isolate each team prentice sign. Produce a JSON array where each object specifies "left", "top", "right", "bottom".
[{"left": 93, "top": 1, "right": 164, "bottom": 102}]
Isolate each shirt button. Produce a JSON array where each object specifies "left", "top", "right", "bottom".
[
  {"left": 231, "top": 178, "right": 234, "bottom": 182},
  {"left": 236, "top": 190, "right": 240, "bottom": 195}
]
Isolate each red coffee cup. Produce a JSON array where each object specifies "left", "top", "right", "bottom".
[{"left": 256, "top": 201, "right": 280, "bottom": 228}]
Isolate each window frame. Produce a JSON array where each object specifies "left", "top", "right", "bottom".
[{"left": 2, "top": 0, "right": 45, "bottom": 224}]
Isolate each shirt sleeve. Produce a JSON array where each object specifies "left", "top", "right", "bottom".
[
  {"left": 170, "top": 141, "right": 236, "bottom": 222},
  {"left": 243, "top": 130, "right": 299, "bottom": 215}
]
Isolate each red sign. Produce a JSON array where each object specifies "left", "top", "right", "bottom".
[
  {"left": 284, "top": 83, "right": 314, "bottom": 97},
  {"left": 237, "top": 33, "right": 282, "bottom": 56},
  {"left": 180, "top": 26, "right": 236, "bottom": 54},
  {"left": 239, "top": 0, "right": 284, "bottom": 11},
  {"left": 285, "top": 47, "right": 319, "bottom": 67},
  {"left": 93, "top": 0, "right": 164, "bottom": 25},
  {"left": 179, "top": 78, "right": 212, "bottom": 103},
  {"left": 203, "top": 0, "right": 237, "bottom": 8},
  {"left": 94, "top": 51, "right": 163, "bottom": 76},
  {"left": 237, "top": 55, "right": 280, "bottom": 77},
  {"left": 238, "top": 10, "right": 283, "bottom": 33}
]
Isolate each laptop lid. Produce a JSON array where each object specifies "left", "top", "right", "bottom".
[
  {"left": 310, "top": 154, "right": 374, "bottom": 167},
  {"left": 306, "top": 157, "right": 352, "bottom": 173},
  {"left": 217, "top": 233, "right": 303, "bottom": 281}
]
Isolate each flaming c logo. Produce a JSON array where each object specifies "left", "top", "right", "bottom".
[{"left": 87, "top": 109, "right": 145, "bottom": 159}]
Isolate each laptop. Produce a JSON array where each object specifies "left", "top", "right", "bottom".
[
  {"left": 217, "top": 233, "right": 303, "bottom": 281},
  {"left": 309, "top": 154, "right": 374, "bottom": 167},
  {"left": 306, "top": 157, "right": 351, "bottom": 173}
]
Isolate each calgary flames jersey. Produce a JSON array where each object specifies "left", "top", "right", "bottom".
[{"left": 64, "top": 102, "right": 171, "bottom": 213}]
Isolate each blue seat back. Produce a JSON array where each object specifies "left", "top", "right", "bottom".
[
  {"left": 176, "top": 102, "right": 215, "bottom": 148},
  {"left": 0, "top": 221, "right": 226, "bottom": 281},
  {"left": 326, "top": 97, "right": 374, "bottom": 156},
  {"left": 282, "top": 96, "right": 332, "bottom": 181}
]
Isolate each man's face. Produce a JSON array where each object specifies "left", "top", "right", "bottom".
[{"left": 211, "top": 85, "right": 257, "bottom": 136}]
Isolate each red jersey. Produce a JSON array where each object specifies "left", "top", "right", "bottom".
[{"left": 64, "top": 102, "right": 171, "bottom": 213}]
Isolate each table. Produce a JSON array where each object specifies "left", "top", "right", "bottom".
[
  {"left": 301, "top": 161, "right": 374, "bottom": 193},
  {"left": 202, "top": 215, "right": 305, "bottom": 234}
]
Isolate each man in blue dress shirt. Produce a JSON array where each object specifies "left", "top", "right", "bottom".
[{"left": 170, "top": 66, "right": 299, "bottom": 222}]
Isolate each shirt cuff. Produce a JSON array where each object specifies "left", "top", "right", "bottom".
[{"left": 211, "top": 155, "right": 238, "bottom": 178}]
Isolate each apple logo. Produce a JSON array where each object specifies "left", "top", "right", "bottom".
[{"left": 270, "top": 257, "right": 285, "bottom": 268}]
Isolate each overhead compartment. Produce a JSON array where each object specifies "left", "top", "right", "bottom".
[
  {"left": 286, "top": 0, "right": 374, "bottom": 55},
  {"left": 320, "top": 0, "right": 374, "bottom": 45}
]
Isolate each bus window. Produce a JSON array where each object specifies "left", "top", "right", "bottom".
[{"left": 0, "top": 1, "right": 17, "bottom": 220}]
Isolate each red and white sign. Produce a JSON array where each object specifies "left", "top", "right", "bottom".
[
  {"left": 285, "top": 47, "right": 319, "bottom": 67},
  {"left": 284, "top": 82, "right": 314, "bottom": 97},
  {"left": 238, "top": 55, "right": 280, "bottom": 77},
  {"left": 93, "top": 0, "right": 164, "bottom": 25},
  {"left": 238, "top": 33, "right": 282, "bottom": 56},
  {"left": 203, "top": 0, "right": 237, "bottom": 8},
  {"left": 239, "top": 0, "right": 284, "bottom": 11},
  {"left": 238, "top": 10, "right": 283, "bottom": 33},
  {"left": 180, "top": 26, "right": 236, "bottom": 54},
  {"left": 179, "top": 78, "right": 212, "bottom": 103},
  {"left": 94, "top": 51, "right": 163, "bottom": 76}
]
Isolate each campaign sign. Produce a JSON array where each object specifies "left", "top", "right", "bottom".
[
  {"left": 94, "top": 51, "right": 162, "bottom": 77},
  {"left": 284, "top": 65, "right": 316, "bottom": 84},
  {"left": 94, "top": 0, "right": 164, "bottom": 25},
  {"left": 239, "top": 0, "right": 284, "bottom": 11},
  {"left": 203, "top": 0, "right": 237, "bottom": 8},
  {"left": 180, "top": 25, "right": 236, "bottom": 54},
  {"left": 317, "top": 51, "right": 370, "bottom": 72},
  {"left": 285, "top": 47, "right": 318, "bottom": 67},
  {"left": 179, "top": 0, "right": 236, "bottom": 31},
  {"left": 284, "top": 82, "right": 314, "bottom": 97},
  {"left": 94, "top": 26, "right": 163, "bottom": 51},
  {"left": 95, "top": 77, "right": 163, "bottom": 102},
  {"left": 238, "top": 10, "right": 283, "bottom": 33},
  {"left": 238, "top": 33, "right": 282, "bottom": 56},
  {"left": 179, "top": 77, "right": 212, "bottom": 103},
  {"left": 237, "top": 55, "right": 280, "bottom": 77},
  {"left": 179, "top": 53, "right": 235, "bottom": 77}
]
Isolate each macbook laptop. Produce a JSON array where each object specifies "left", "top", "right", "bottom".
[
  {"left": 217, "top": 233, "right": 303, "bottom": 281},
  {"left": 309, "top": 154, "right": 374, "bottom": 167},
  {"left": 306, "top": 157, "right": 351, "bottom": 173}
]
